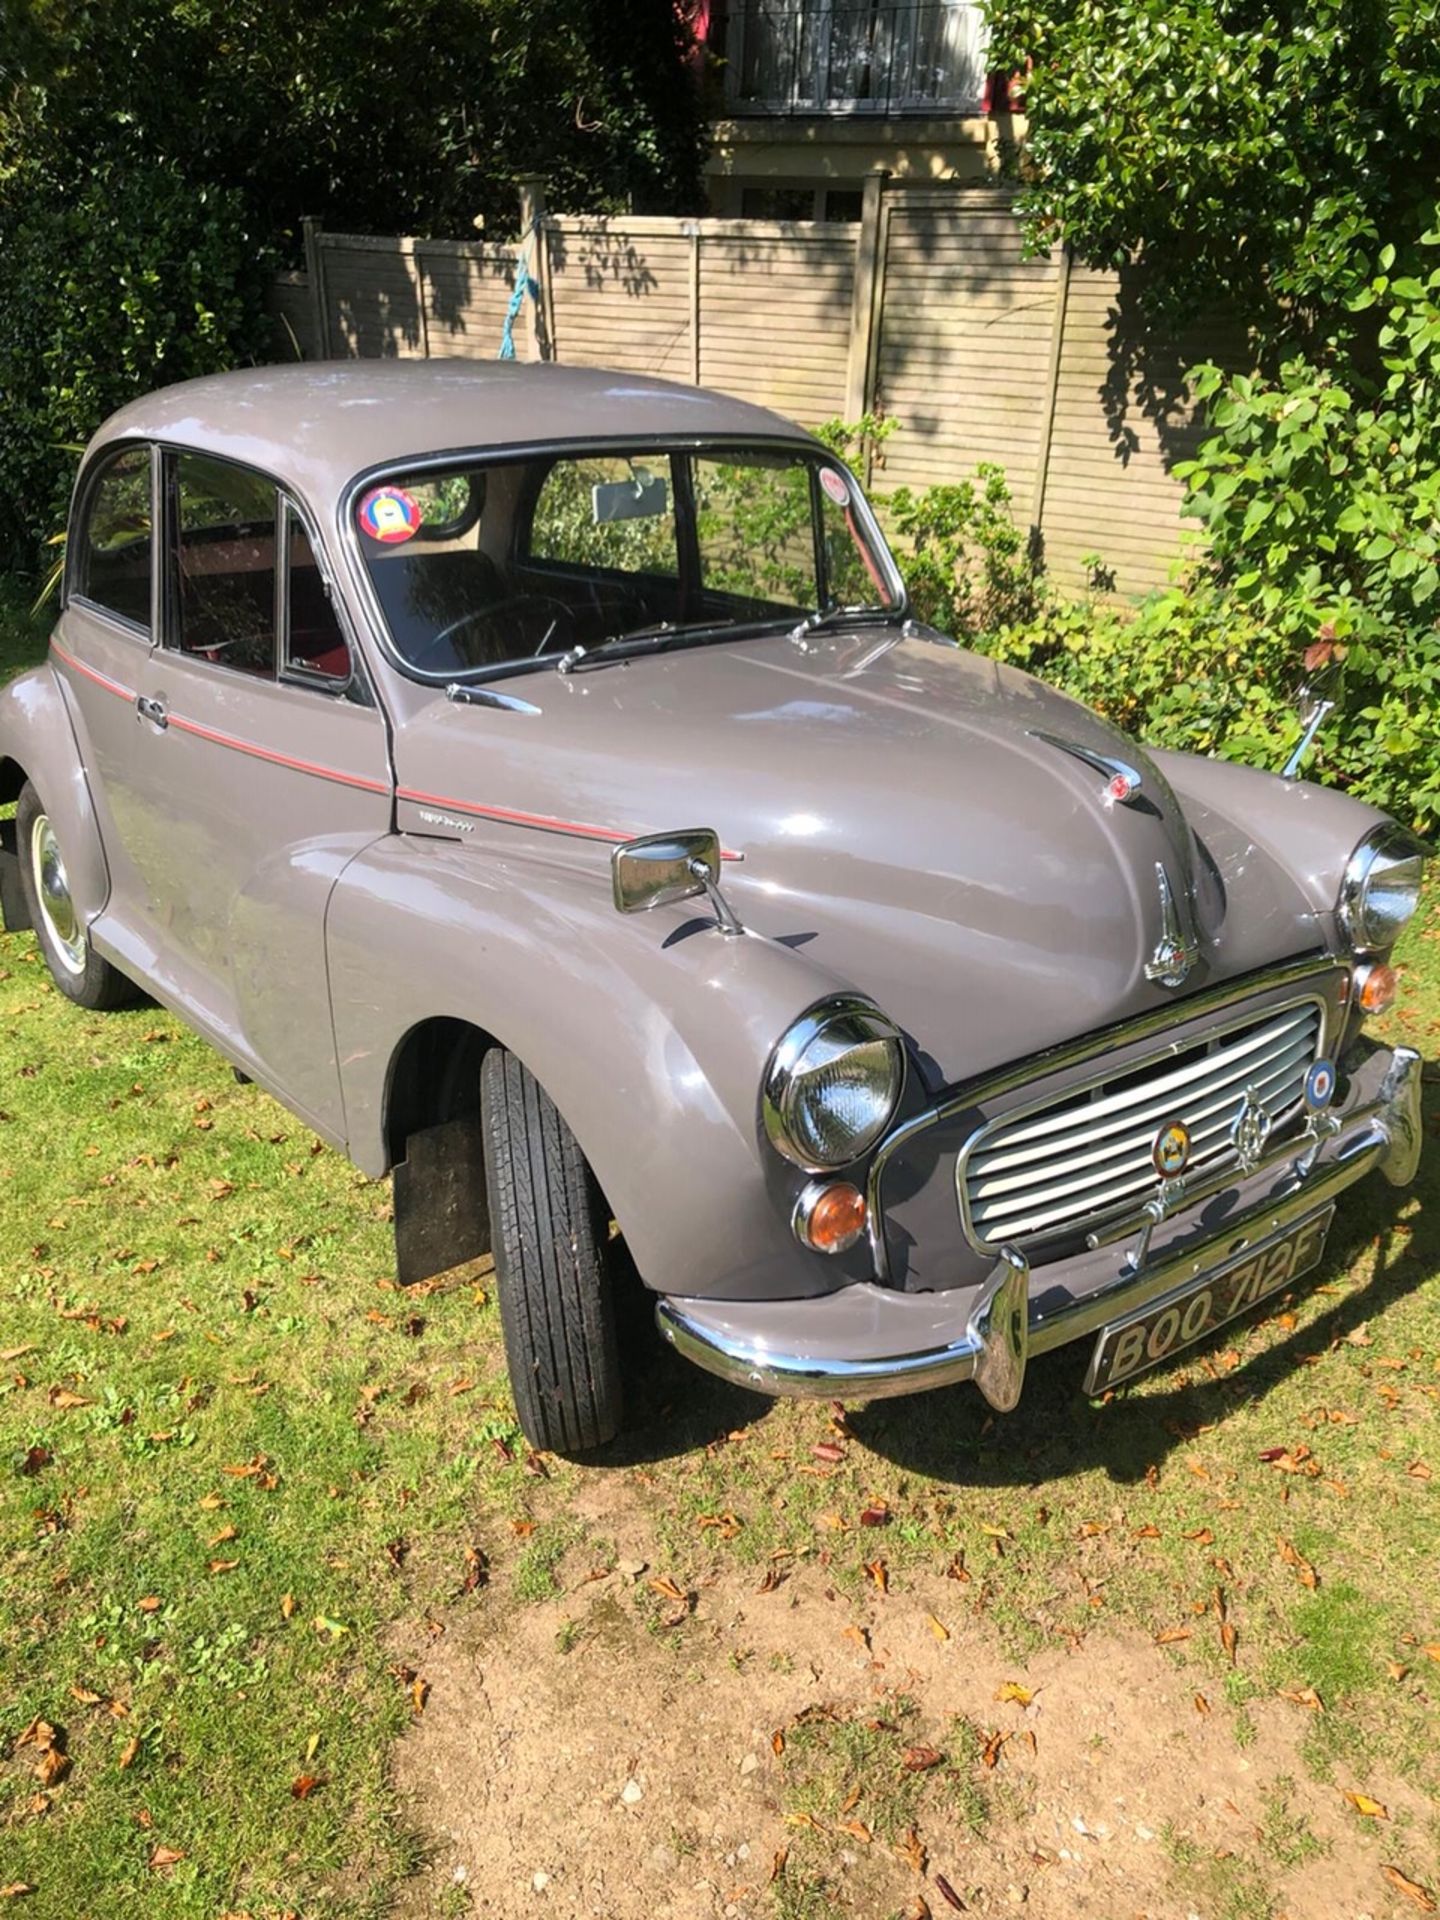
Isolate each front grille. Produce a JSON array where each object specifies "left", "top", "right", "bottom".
[{"left": 960, "top": 1000, "right": 1323, "bottom": 1251}]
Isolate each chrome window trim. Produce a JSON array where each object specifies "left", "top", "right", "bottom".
[
  {"left": 863, "top": 954, "right": 1347, "bottom": 1283},
  {"left": 952, "top": 989, "right": 1327, "bottom": 1256},
  {"left": 335, "top": 433, "right": 910, "bottom": 692},
  {"left": 62, "top": 437, "right": 158, "bottom": 636}
]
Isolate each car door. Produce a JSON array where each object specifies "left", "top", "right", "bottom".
[{"left": 97, "top": 447, "right": 391, "bottom": 1133}]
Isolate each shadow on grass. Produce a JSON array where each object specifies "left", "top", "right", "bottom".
[{"left": 610, "top": 1087, "right": 1437, "bottom": 1484}]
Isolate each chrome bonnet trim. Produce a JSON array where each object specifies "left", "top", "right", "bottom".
[
  {"left": 658, "top": 1045, "right": 1421, "bottom": 1406},
  {"left": 866, "top": 955, "right": 1346, "bottom": 1283}
]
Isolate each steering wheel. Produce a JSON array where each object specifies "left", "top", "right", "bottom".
[{"left": 409, "top": 596, "right": 573, "bottom": 675}]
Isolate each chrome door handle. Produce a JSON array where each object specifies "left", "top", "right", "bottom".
[{"left": 136, "top": 695, "right": 168, "bottom": 730}]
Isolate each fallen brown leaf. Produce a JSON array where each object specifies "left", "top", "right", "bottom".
[
  {"left": 1279, "top": 1686, "right": 1324, "bottom": 1712},
  {"left": 147, "top": 1845, "right": 184, "bottom": 1871},
  {"left": 0, "top": 1887, "right": 35, "bottom": 1900},
  {"left": 934, "top": 1872, "right": 966, "bottom": 1912},
  {"left": 1382, "top": 1865, "right": 1437, "bottom": 1912},
  {"left": 864, "top": 1557, "right": 888, "bottom": 1593},
  {"left": 34, "top": 1749, "right": 69, "bottom": 1788},
  {"left": 1277, "top": 1536, "right": 1320, "bottom": 1588},
  {"left": 1194, "top": 1693, "right": 1211, "bottom": 1715},
  {"left": 901, "top": 1745, "right": 944, "bottom": 1771},
  {"left": 994, "top": 1682, "right": 1034, "bottom": 1706},
  {"left": 895, "top": 1825, "right": 927, "bottom": 1874},
  {"left": 981, "top": 1729, "right": 1008, "bottom": 1769},
  {"left": 118, "top": 1737, "right": 140, "bottom": 1770},
  {"left": 647, "top": 1576, "right": 686, "bottom": 1602},
  {"left": 926, "top": 1613, "right": 950, "bottom": 1643},
  {"left": 838, "top": 1819, "right": 872, "bottom": 1844},
  {"left": 769, "top": 1847, "right": 788, "bottom": 1885},
  {"left": 1344, "top": 1790, "right": 1389, "bottom": 1819},
  {"left": 47, "top": 1388, "right": 91, "bottom": 1411},
  {"left": 1155, "top": 1626, "right": 1191, "bottom": 1645},
  {"left": 771, "top": 1730, "right": 784, "bottom": 1758},
  {"left": 290, "top": 1774, "right": 324, "bottom": 1799}
]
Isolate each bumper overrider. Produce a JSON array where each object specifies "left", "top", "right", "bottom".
[{"left": 657, "top": 1042, "right": 1424, "bottom": 1410}]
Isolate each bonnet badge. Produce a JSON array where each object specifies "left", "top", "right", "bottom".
[
  {"left": 1230, "top": 1088, "right": 1273, "bottom": 1174},
  {"left": 1144, "top": 862, "right": 1200, "bottom": 989}
]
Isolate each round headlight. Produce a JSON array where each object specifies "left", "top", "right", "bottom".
[
  {"left": 1338, "top": 825, "right": 1427, "bottom": 952},
  {"left": 763, "top": 997, "right": 904, "bottom": 1171}
]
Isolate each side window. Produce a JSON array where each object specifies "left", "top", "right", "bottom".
[
  {"left": 528, "top": 456, "right": 679, "bottom": 578},
  {"left": 172, "top": 453, "right": 277, "bottom": 678},
  {"left": 282, "top": 505, "right": 352, "bottom": 685},
  {"left": 76, "top": 446, "right": 153, "bottom": 630}
]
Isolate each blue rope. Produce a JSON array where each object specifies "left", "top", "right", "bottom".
[{"left": 498, "top": 220, "right": 541, "bottom": 361}]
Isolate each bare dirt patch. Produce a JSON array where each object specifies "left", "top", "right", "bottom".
[{"left": 391, "top": 1543, "right": 1427, "bottom": 1920}]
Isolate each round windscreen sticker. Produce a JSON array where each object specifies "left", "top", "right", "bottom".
[
  {"left": 819, "top": 468, "right": 850, "bottom": 507},
  {"left": 358, "top": 486, "right": 422, "bottom": 544}
]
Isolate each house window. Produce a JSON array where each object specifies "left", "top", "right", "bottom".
[
  {"left": 730, "top": 1, "right": 987, "bottom": 114},
  {"left": 741, "top": 185, "right": 819, "bottom": 221}
]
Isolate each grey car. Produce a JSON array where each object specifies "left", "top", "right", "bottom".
[{"left": 0, "top": 360, "right": 1427, "bottom": 1454}]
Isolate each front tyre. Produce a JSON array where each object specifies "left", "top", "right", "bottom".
[
  {"left": 480, "top": 1047, "right": 623, "bottom": 1454},
  {"left": 15, "top": 782, "right": 137, "bottom": 1010}
]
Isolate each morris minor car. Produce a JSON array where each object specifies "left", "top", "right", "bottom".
[{"left": 0, "top": 362, "right": 1426, "bottom": 1453}]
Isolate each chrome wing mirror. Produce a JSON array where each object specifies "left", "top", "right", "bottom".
[
  {"left": 1282, "top": 680, "right": 1336, "bottom": 780},
  {"left": 611, "top": 829, "right": 744, "bottom": 936}
]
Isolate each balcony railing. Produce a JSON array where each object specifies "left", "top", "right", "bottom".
[{"left": 723, "top": 1, "right": 988, "bottom": 116}]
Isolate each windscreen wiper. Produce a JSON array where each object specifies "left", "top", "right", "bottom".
[
  {"left": 789, "top": 604, "right": 893, "bottom": 642},
  {"left": 555, "top": 619, "right": 729, "bottom": 675}
]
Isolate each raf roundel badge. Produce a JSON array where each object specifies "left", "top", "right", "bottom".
[
  {"left": 1151, "top": 1118, "right": 1192, "bottom": 1180},
  {"left": 357, "top": 485, "right": 422, "bottom": 544},
  {"left": 1303, "top": 1057, "right": 1336, "bottom": 1112}
]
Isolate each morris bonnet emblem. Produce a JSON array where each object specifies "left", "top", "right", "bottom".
[
  {"left": 1144, "top": 862, "right": 1200, "bottom": 989},
  {"left": 1230, "top": 1088, "right": 1274, "bottom": 1174}
]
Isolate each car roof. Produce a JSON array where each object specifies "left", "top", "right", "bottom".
[{"left": 89, "top": 360, "right": 816, "bottom": 508}]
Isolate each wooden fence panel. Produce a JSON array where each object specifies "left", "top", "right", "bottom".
[
  {"left": 544, "top": 218, "right": 693, "bottom": 379},
  {"left": 872, "top": 191, "right": 1061, "bottom": 505},
  {"left": 696, "top": 223, "right": 856, "bottom": 422},
  {"left": 1038, "top": 264, "right": 1226, "bottom": 594}
]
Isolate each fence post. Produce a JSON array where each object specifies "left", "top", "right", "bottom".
[
  {"left": 685, "top": 220, "right": 702, "bottom": 384},
  {"left": 517, "top": 176, "right": 551, "bottom": 362},
  {"left": 1029, "top": 241, "right": 1072, "bottom": 546},
  {"left": 844, "top": 168, "right": 888, "bottom": 425},
  {"left": 302, "top": 216, "right": 333, "bottom": 358}
]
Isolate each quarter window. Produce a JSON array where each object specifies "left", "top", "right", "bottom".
[
  {"left": 76, "top": 446, "right": 153, "bottom": 631},
  {"left": 172, "top": 453, "right": 278, "bottom": 677}
]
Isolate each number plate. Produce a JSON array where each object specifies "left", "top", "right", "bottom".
[{"left": 1085, "top": 1207, "right": 1335, "bottom": 1394}]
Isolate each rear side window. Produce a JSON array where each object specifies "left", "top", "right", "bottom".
[
  {"left": 172, "top": 453, "right": 277, "bottom": 678},
  {"left": 76, "top": 446, "right": 153, "bottom": 630}
]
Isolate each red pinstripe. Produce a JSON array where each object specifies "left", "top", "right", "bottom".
[{"left": 50, "top": 637, "right": 743, "bottom": 858}]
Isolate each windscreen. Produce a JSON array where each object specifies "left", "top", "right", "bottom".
[{"left": 352, "top": 443, "right": 898, "bottom": 680}]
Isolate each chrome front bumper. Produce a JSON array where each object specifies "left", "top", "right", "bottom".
[{"left": 657, "top": 1045, "right": 1424, "bottom": 1409}]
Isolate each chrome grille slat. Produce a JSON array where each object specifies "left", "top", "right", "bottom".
[
  {"left": 970, "top": 1038, "right": 1314, "bottom": 1199},
  {"left": 973, "top": 1010, "right": 1318, "bottom": 1156},
  {"left": 961, "top": 1002, "right": 1322, "bottom": 1250}
]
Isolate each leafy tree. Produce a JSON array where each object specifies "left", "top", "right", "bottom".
[
  {"left": 0, "top": 0, "right": 703, "bottom": 569},
  {"left": 987, "top": 0, "right": 1440, "bottom": 351},
  {"left": 983, "top": 0, "right": 1440, "bottom": 829}
]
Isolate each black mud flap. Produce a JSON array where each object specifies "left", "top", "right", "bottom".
[
  {"left": 0, "top": 818, "right": 32, "bottom": 933},
  {"left": 393, "top": 1115, "right": 490, "bottom": 1286}
]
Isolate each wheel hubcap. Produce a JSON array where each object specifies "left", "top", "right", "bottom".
[{"left": 31, "top": 813, "right": 87, "bottom": 975}]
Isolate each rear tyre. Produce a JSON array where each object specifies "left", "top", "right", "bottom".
[
  {"left": 480, "top": 1046, "right": 624, "bottom": 1454},
  {"left": 15, "top": 782, "right": 137, "bottom": 1010}
]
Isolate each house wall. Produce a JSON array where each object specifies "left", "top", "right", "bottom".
[{"left": 276, "top": 185, "right": 1238, "bottom": 597}]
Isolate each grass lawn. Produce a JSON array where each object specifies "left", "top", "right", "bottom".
[{"left": 1, "top": 573, "right": 1437, "bottom": 1918}]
